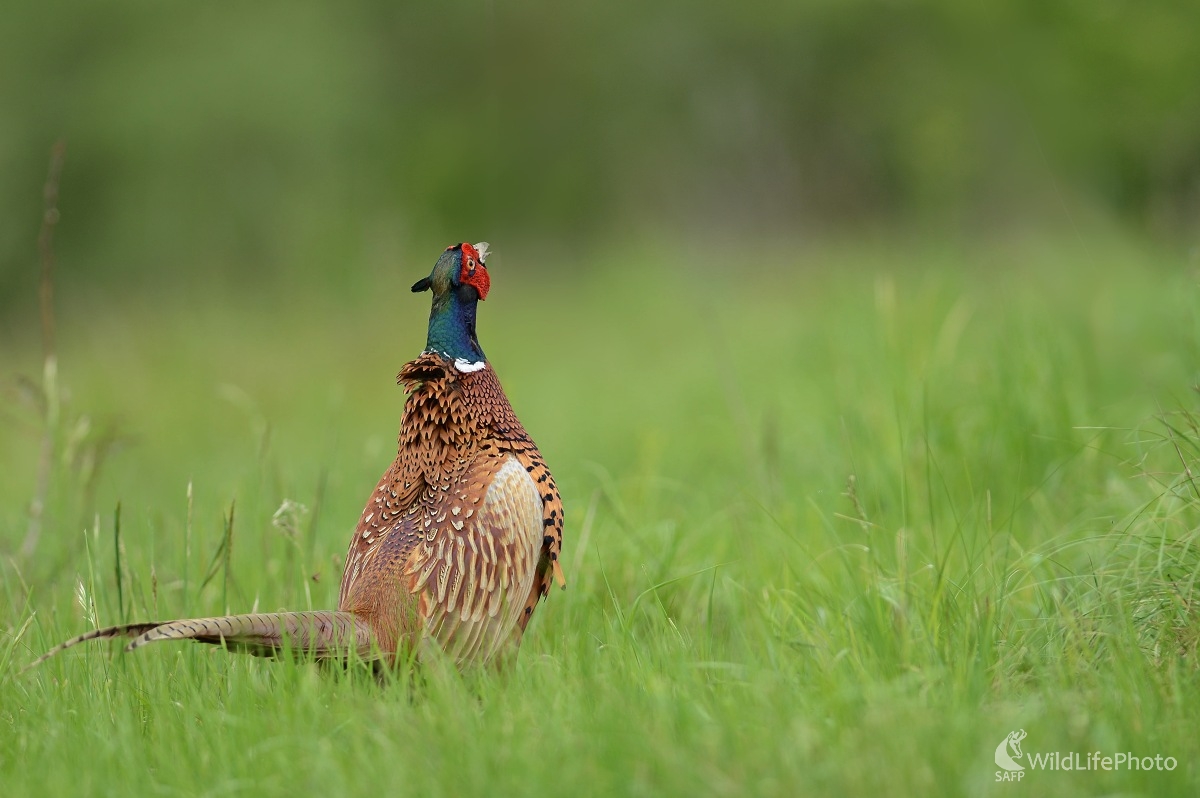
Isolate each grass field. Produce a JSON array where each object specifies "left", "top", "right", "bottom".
[{"left": 2, "top": 233, "right": 1198, "bottom": 796}]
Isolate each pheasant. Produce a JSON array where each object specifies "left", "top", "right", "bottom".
[{"left": 29, "top": 242, "right": 565, "bottom": 671}]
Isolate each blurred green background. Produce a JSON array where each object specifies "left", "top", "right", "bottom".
[
  {"left": 5, "top": 5, "right": 1200, "bottom": 795},
  {"left": 2, "top": 0, "right": 1199, "bottom": 311}
]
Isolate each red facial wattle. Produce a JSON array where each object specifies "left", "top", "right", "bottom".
[{"left": 458, "top": 242, "right": 490, "bottom": 300}]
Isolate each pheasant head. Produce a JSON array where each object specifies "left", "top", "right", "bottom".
[{"left": 411, "top": 242, "right": 491, "bottom": 369}]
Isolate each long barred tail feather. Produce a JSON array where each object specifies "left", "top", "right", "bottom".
[
  {"left": 25, "top": 611, "right": 375, "bottom": 671},
  {"left": 23, "top": 622, "right": 164, "bottom": 670}
]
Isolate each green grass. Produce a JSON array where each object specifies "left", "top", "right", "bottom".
[{"left": 2, "top": 234, "right": 1199, "bottom": 796}]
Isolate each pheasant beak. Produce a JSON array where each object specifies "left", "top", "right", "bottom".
[{"left": 411, "top": 242, "right": 492, "bottom": 298}]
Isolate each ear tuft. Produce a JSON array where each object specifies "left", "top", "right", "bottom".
[{"left": 411, "top": 277, "right": 432, "bottom": 293}]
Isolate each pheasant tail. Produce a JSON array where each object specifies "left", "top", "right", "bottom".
[{"left": 24, "top": 611, "right": 375, "bottom": 670}]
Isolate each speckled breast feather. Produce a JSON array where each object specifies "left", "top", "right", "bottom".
[{"left": 338, "top": 351, "right": 565, "bottom": 665}]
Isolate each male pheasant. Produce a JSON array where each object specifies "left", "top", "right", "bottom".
[{"left": 29, "top": 242, "right": 565, "bottom": 670}]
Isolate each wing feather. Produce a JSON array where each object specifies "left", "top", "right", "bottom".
[{"left": 405, "top": 453, "right": 542, "bottom": 666}]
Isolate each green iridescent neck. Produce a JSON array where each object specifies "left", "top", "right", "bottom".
[{"left": 424, "top": 288, "right": 485, "bottom": 364}]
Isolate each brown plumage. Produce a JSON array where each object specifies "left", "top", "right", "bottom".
[
  {"left": 27, "top": 242, "right": 564, "bottom": 672},
  {"left": 339, "top": 353, "right": 565, "bottom": 665}
]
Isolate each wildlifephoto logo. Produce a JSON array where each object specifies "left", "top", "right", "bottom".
[
  {"left": 995, "top": 730, "right": 1027, "bottom": 777},
  {"left": 994, "top": 731, "right": 1178, "bottom": 783}
]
